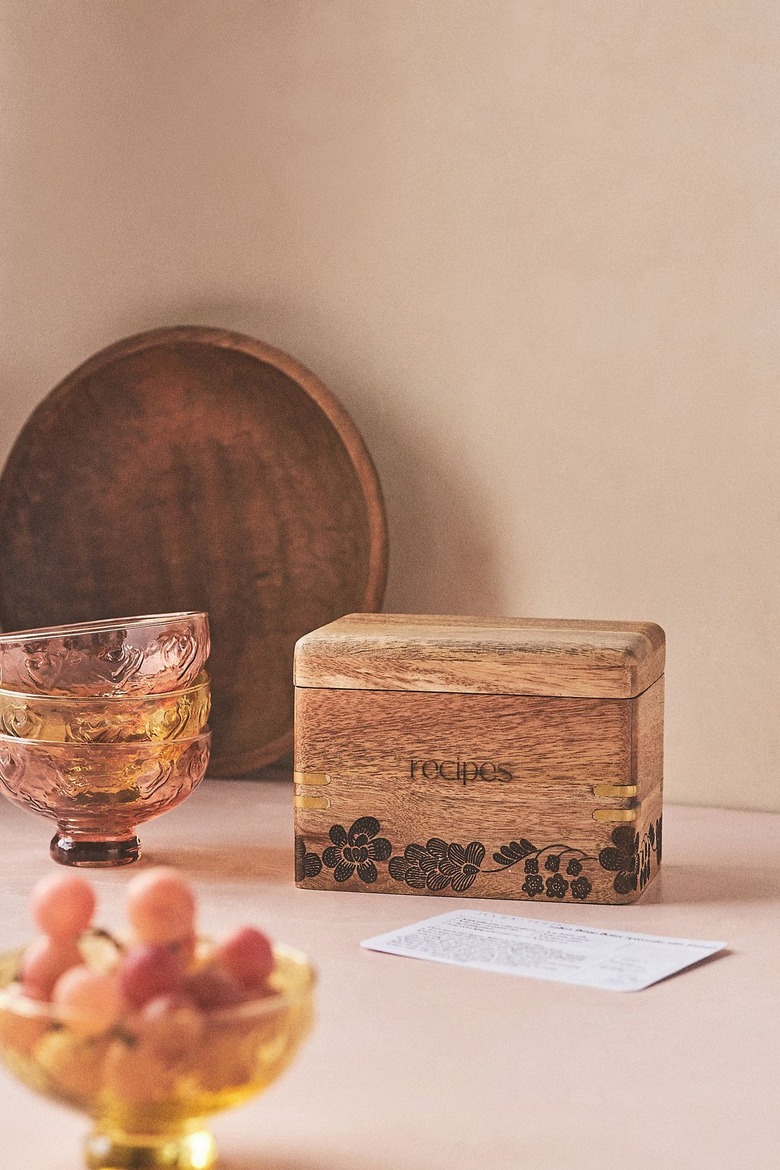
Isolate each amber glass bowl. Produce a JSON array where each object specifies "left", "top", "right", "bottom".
[
  {"left": 0, "top": 612, "right": 210, "bottom": 697},
  {"left": 0, "top": 672, "right": 211, "bottom": 743},
  {"left": 0, "top": 729, "right": 211, "bottom": 865},
  {"left": 0, "top": 943, "right": 316, "bottom": 1170}
]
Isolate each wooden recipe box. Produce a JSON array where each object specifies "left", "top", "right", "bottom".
[{"left": 293, "top": 614, "right": 665, "bottom": 905}]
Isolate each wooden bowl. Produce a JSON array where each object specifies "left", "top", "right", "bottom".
[{"left": 0, "top": 327, "right": 387, "bottom": 774}]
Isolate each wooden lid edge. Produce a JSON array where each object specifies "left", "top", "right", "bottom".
[
  {"left": 294, "top": 615, "right": 665, "bottom": 698},
  {"left": 292, "top": 673, "right": 665, "bottom": 699}
]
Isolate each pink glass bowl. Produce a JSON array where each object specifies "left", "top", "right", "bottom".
[
  {"left": 0, "top": 612, "right": 210, "bottom": 697},
  {"left": 0, "top": 728, "right": 211, "bottom": 866},
  {"left": 0, "top": 673, "right": 211, "bottom": 743}
]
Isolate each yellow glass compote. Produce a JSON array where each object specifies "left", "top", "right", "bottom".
[{"left": 0, "top": 943, "right": 315, "bottom": 1170}]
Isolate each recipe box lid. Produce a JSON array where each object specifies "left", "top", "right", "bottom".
[{"left": 294, "top": 614, "right": 665, "bottom": 700}]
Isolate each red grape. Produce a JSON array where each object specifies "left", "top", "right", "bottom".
[
  {"left": 184, "top": 965, "right": 248, "bottom": 1010},
  {"left": 215, "top": 927, "right": 274, "bottom": 991},
  {"left": 118, "top": 945, "right": 187, "bottom": 1008}
]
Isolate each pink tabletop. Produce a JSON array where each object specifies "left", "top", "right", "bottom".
[{"left": 0, "top": 774, "right": 778, "bottom": 1170}]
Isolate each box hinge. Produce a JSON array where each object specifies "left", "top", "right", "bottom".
[
  {"left": 592, "top": 783, "right": 638, "bottom": 822},
  {"left": 293, "top": 770, "right": 331, "bottom": 810}
]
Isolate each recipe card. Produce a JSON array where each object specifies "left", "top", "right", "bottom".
[{"left": 361, "top": 909, "right": 726, "bottom": 991}]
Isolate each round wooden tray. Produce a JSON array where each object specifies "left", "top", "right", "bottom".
[{"left": 0, "top": 327, "right": 387, "bottom": 775}]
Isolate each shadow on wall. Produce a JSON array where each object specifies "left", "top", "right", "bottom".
[
  {"left": 353, "top": 389, "right": 507, "bottom": 616},
  {"left": 142, "top": 297, "right": 510, "bottom": 619}
]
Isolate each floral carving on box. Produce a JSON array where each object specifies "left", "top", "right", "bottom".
[{"left": 295, "top": 815, "right": 663, "bottom": 902}]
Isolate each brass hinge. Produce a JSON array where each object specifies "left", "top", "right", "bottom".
[
  {"left": 293, "top": 770, "right": 331, "bottom": 810},
  {"left": 592, "top": 783, "right": 638, "bottom": 822}
]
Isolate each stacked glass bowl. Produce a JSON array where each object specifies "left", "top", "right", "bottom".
[{"left": 0, "top": 612, "right": 212, "bottom": 866}]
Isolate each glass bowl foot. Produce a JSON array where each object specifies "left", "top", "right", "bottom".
[
  {"left": 50, "top": 832, "right": 141, "bottom": 867},
  {"left": 85, "top": 1126, "right": 216, "bottom": 1170}
]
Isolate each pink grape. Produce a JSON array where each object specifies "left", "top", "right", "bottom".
[
  {"left": 36, "top": 1029, "right": 106, "bottom": 1098},
  {"left": 104, "top": 1041, "right": 173, "bottom": 1104},
  {"left": 126, "top": 868, "right": 196, "bottom": 946},
  {"left": 20, "top": 935, "right": 82, "bottom": 1001},
  {"left": 215, "top": 927, "right": 274, "bottom": 991},
  {"left": 184, "top": 965, "right": 248, "bottom": 1010},
  {"left": 170, "top": 930, "right": 197, "bottom": 968},
  {"left": 53, "top": 965, "right": 125, "bottom": 1035},
  {"left": 31, "top": 874, "right": 96, "bottom": 940},
  {"left": 139, "top": 995, "right": 204, "bottom": 1062},
  {"left": 118, "top": 945, "right": 186, "bottom": 1008}
]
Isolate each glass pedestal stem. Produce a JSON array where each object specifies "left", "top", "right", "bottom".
[
  {"left": 85, "top": 1123, "right": 217, "bottom": 1170},
  {"left": 50, "top": 830, "right": 141, "bottom": 867}
]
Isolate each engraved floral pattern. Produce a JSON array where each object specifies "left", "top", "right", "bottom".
[
  {"left": 490, "top": 838, "right": 598, "bottom": 899},
  {"left": 597, "top": 826, "right": 639, "bottom": 893},
  {"left": 299, "top": 816, "right": 662, "bottom": 901},
  {"left": 570, "top": 875, "right": 592, "bottom": 899},
  {"left": 545, "top": 873, "right": 568, "bottom": 898},
  {"left": 322, "top": 817, "right": 392, "bottom": 884},
  {"left": 388, "top": 839, "right": 486, "bottom": 892},
  {"left": 521, "top": 873, "right": 544, "bottom": 896},
  {"left": 295, "top": 836, "right": 323, "bottom": 881},
  {"left": 598, "top": 818, "right": 663, "bottom": 895}
]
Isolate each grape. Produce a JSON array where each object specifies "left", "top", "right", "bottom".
[
  {"left": 118, "top": 945, "right": 186, "bottom": 1008},
  {"left": 77, "top": 928, "right": 124, "bottom": 974},
  {"left": 35, "top": 1029, "right": 109, "bottom": 1098},
  {"left": 53, "top": 965, "right": 125, "bottom": 1036},
  {"left": 20, "top": 936, "right": 82, "bottom": 1001},
  {"left": 138, "top": 995, "right": 204, "bottom": 1064},
  {"left": 104, "top": 1039, "right": 173, "bottom": 1104},
  {"left": 215, "top": 927, "right": 274, "bottom": 991},
  {"left": 31, "top": 874, "right": 96, "bottom": 940},
  {"left": 171, "top": 930, "right": 197, "bottom": 968},
  {"left": 194, "top": 1025, "right": 258, "bottom": 1093},
  {"left": 184, "top": 965, "right": 247, "bottom": 1010},
  {"left": 126, "top": 868, "right": 196, "bottom": 945}
]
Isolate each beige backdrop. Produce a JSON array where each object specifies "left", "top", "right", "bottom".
[{"left": 1, "top": 2, "right": 777, "bottom": 810}]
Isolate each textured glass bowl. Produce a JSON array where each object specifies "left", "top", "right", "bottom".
[
  {"left": 0, "top": 943, "right": 315, "bottom": 1170},
  {"left": 0, "top": 672, "right": 211, "bottom": 743},
  {"left": 0, "top": 729, "right": 211, "bottom": 865},
  {"left": 0, "top": 612, "right": 210, "bottom": 697}
]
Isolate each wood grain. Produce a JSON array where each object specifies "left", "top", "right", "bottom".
[
  {"left": 0, "top": 327, "right": 388, "bottom": 775},
  {"left": 294, "top": 680, "right": 664, "bottom": 904},
  {"left": 295, "top": 613, "right": 665, "bottom": 699},
  {"left": 633, "top": 675, "right": 664, "bottom": 801}
]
